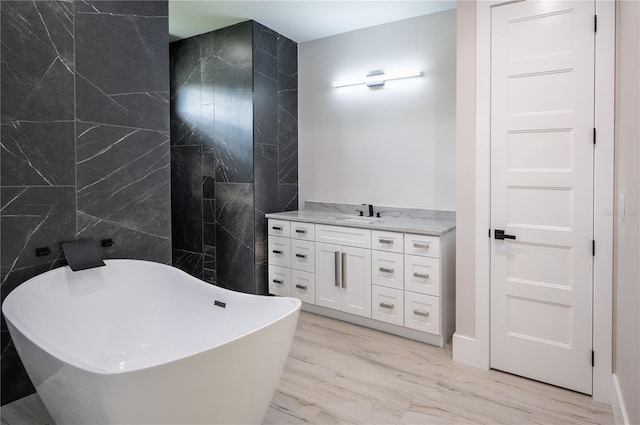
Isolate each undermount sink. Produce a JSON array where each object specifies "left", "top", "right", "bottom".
[{"left": 335, "top": 216, "right": 383, "bottom": 224}]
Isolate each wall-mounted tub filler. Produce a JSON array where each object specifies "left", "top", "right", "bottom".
[{"left": 2, "top": 259, "right": 301, "bottom": 425}]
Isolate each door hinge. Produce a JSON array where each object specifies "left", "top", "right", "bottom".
[
  {"left": 592, "top": 350, "right": 595, "bottom": 367},
  {"left": 592, "top": 240, "right": 596, "bottom": 256},
  {"left": 594, "top": 15, "right": 598, "bottom": 32},
  {"left": 593, "top": 128, "right": 596, "bottom": 145}
]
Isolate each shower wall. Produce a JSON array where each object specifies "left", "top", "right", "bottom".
[
  {"left": 170, "top": 21, "right": 298, "bottom": 294},
  {"left": 0, "top": 0, "right": 170, "bottom": 405}
]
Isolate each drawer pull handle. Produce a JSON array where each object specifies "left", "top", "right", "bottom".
[
  {"left": 272, "top": 226, "right": 284, "bottom": 231},
  {"left": 379, "top": 267, "right": 394, "bottom": 274},
  {"left": 295, "top": 253, "right": 307, "bottom": 259},
  {"left": 413, "top": 242, "right": 430, "bottom": 249},
  {"left": 334, "top": 251, "right": 341, "bottom": 287},
  {"left": 295, "top": 229, "right": 307, "bottom": 234},
  {"left": 272, "top": 250, "right": 283, "bottom": 255},
  {"left": 342, "top": 252, "right": 347, "bottom": 289},
  {"left": 379, "top": 302, "right": 395, "bottom": 309},
  {"left": 295, "top": 284, "right": 307, "bottom": 290},
  {"left": 379, "top": 238, "right": 394, "bottom": 244},
  {"left": 413, "top": 309, "right": 430, "bottom": 318},
  {"left": 272, "top": 279, "right": 284, "bottom": 284},
  {"left": 413, "top": 272, "right": 430, "bottom": 279}
]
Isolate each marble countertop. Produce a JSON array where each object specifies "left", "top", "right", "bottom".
[{"left": 265, "top": 207, "right": 456, "bottom": 236}]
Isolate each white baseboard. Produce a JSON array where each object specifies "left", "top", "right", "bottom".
[
  {"left": 612, "top": 373, "right": 630, "bottom": 425},
  {"left": 452, "top": 333, "right": 487, "bottom": 369}
]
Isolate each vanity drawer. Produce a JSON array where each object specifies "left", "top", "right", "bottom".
[
  {"left": 372, "top": 230, "right": 404, "bottom": 253},
  {"left": 372, "top": 286, "right": 404, "bottom": 326},
  {"left": 291, "top": 270, "right": 315, "bottom": 304},
  {"left": 290, "top": 239, "right": 314, "bottom": 273},
  {"left": 315, "top": 225, "right": 371, "bottom": 249},
  {"left": 268, "top": 236, "right": 290, "bottom": 267},
  {"left": 268, "top": 219, "right": 290, "bottom": 238},
  {"left": 404, "top": 292, "right": 440, "bottom": 335},
  {"left": 268, "top": 265, "right": 290, "bottom": 297},
  {"left": 404, "top": 255, "right": 440, "bottom": 296},
  {"left": 372, "top": 251, "right": 404, "bottom": 290},
  {"left": 291, "top": 221, "right": 315, "bottom": 241},
  {"left": 404, "top": 233, "right": 440, "bottom": 258}
]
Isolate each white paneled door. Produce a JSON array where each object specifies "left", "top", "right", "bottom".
[{"left": 490, "top": 1, "right": 595, "bottom": 394}]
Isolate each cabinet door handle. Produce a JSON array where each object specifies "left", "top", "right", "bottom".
[
  {"left": 379, "top": 267, "right": 394, "bottom": 274},
  {"left": 413, "top": 242, "right": 430, "bottom": 249},
  {"left": 379, "top": 302, "right": 394, "bottom": 309},
  {"left": 295, "top": 284, "right": 307, "bottom": 290},
  {"left": 272, "top": 279, "right": 283, "bottom": 284},
  {"left": 272, "top": 226, "right": 283, "bottom": 231},
  {"left": 295, "top": 253, "right": 307, "bottom": 259},
  {"left": 295, "top": 229, "right": 307, "bottom": 234},
  {"left": 272, "top": 250, "right": 283, "bottom": 255},
  {"left": 379, "top": 238, "right": 394, "bottom": 244},
  {"left": 341, "top": 252, "right": 347, "bottom": 288},
  {"left": 334, "top": 251, "right": 341, "bottom": 287},
  {"left": 413, "top": 272, "right": 430, "bottom": 279},
  {"left": 413, "top": 309, "right": 430, "bottom": 318}
]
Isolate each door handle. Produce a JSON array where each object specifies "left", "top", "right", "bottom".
[
  {"left": 295, "top": 253, "right": 307, "bottom": 259},
  {"left": 334, "top": 251, "right": 341, "bottom": 287},
  {"left": 494, "top": 229, "right": 516, "bottom": 240},
  {"left": 341, "top": 252, "right": 347, "bottom": 288}
]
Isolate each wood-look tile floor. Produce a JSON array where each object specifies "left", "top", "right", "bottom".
[{"left": 1, "top": 311, "right": 614, "bottom": 425}]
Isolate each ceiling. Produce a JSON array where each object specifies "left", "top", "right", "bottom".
[{"left": 169, "top": 1, "right": 456, "bottom": 43}]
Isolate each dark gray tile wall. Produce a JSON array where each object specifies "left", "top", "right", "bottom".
[
  {"left": 170, "top": 21, "right": 297, "bottom": 295},
  {"left": 0, "top": 0, "right": 170, "bottom": 406}
]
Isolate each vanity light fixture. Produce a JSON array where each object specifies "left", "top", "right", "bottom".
[{"left": 332, "top": 70, "right": 423, "bottom": 88}]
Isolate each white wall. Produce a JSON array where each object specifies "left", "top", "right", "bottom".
[
  {"left": 613, "top": 0, "right": 640, "bottom": 422},
  {"left": 298, "top": 11, "right": 456, "bottom": 210}
]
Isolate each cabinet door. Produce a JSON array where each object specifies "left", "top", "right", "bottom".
[
  {"left": 341, "top": 246, "right": 372, "bottom": 318},
  {"left": 268, "top": 265, "right": 291, "bottom": 297},
  {"left": 315, "top": 242, "right": 342, "bottom": 310}
]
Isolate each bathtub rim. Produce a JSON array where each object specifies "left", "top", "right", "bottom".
[{"left": 2, "top": 259, "right": 302, "bottom": 376}]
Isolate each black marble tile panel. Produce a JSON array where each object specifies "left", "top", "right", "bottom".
[
  {"left": 76, "top": 123, "right": 171, "bottom": 239},
  {"left": 77, "top": 212, "right": 171, "bottom": 264},
  {"left": 0, "top": 187, "right": 75, "bottom": 278},
  {"left": 75, "top": 1, "right": 168, "bottom": 17},
  {"left": 203, "top": 222, "right": 215, "bottom": 248},
  {"left": 204, "top": 245, "right": 216, "bottom": 270},
  {"left": 170, "top": 145, "right": 202, "bottom": 253},
  {"left": 215, "top": 226, "right": 254, "bottom": 294},
  {"left": 203, "top": 199, "right": 215, "bottom": 224},
  {"left": 170, "top": 38, "right": 202, "bottom": 146},
  {"left": 255, "top": 262, "right": 268, "bottom": 296},
  {"left": 172, "top": 249, "right": 203, "bottom": 279},
  {"left": 254, "top": 210, "right": 268, "bottom": 266},
  {"left": 203, "top": 176, "right": 215, "bottom": 199},
  {"left": 203, "top": 149, "right": 215, "bottom": 176},
  {"left": 279, "top": 183, "right": 298, "bottom": 212},
  {"left": 0, "top": 1, "right": 74, "bottom": 122},
  {"left": 1, "top": 331, "right": 10, "bottom": 358},
  {"left": 254, "top": 72, "right": 278, "bottom": 146},
  {"left": 253, "top": 22, "right": 277, "bottom": 58},
  {"left": 253, "top": 23, "right": 277, "bottom": 81},
  {"left": 254, "top": 143, "right": 278, "bottom": 214},
  {"left": 278, "top": 104, "right": 298, "bottom": 184},
  {"left": 0, "top": 122, "right": 75, "bottom": 186},
  {"left": 75, "top": 5, "right": 169, "bottom": 130},
  {"left": 214, "top": 21, "right": 252, "bottom": 67},
  {"left": 1, "top": 341, "right": 35, "bottom": 406},
  {"left": 214, "top": 62, "right": 253, "bottom": 183},
  {"left": 203, "top": 268, "right": 216, "bottom": 284},
  {"left": 215, "top": 183, "right": 254, "bottom": 293}
]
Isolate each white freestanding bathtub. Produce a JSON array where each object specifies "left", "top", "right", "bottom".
[{"left": 2, "top": 259, "right": 301, "bottom": 424}]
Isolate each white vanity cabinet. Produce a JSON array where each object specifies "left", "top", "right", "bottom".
[{"left": 267, "top": 217, "right": 455, "bottom": 347}]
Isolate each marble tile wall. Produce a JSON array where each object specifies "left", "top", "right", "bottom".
[
  {"left": 0, "top": 0, "right": 170, "bottom": 406},
  {"left": 170, "top": 21, "right": 297, "bottom": 295}
]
